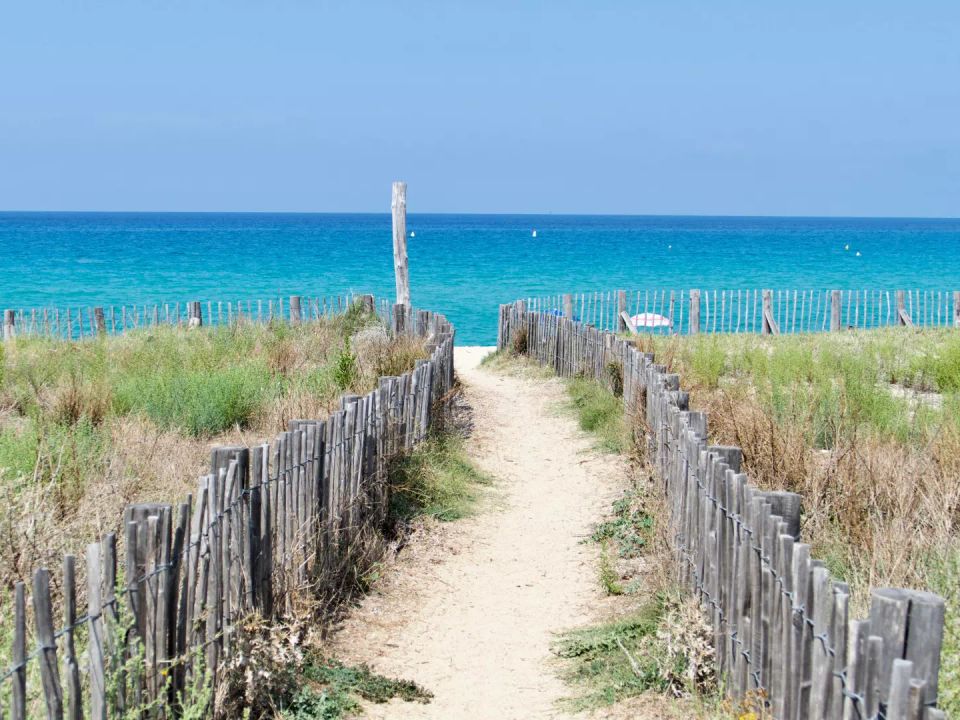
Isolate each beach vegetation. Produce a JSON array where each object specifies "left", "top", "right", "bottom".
[
  {"left": 643, "top": 327, "right": 960, "bottom": 714},
  {"left": 0, "top": 305, "right": 429, "bottom": 593}
]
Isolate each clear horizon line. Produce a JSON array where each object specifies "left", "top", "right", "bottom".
[{"left": 1, "top": 209, "right": 959, "bottom": 221}]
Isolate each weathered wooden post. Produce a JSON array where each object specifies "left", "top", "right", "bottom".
[
  {"left": 896, "top": 290, "right": 913, "bottom": 326},
  {"left": 188, "top": 301, "right": 203, "bottom": 328},
  {"left": 762, "top": 290, "right": 779, "bottom": 334},
  {"left": 831, "top": 290, "right": 841, "bottom": 331},
  {"left": 360, "top": 294, "right": 375, "bottom": 315},
  {"left": 392, "top": 181, "right": 410, "bottom": 307},
  {"left": 563, "top": 293, "right": 573, "bottom": 320},
  {"left": 94, "top": 307, "right": 106, "bottom": 335},
  {"left": 3, "top": 309, "right": 15, "bottom": 340},
  {"left": 617, "top": 290, "right": 627, "bottom": 332},
  {"left": 289, "top": 295, "right": 302, "bottom": 326},
  {"left": 954, "top": 291, "right": 960, "bottom": 328},
  {"left": 392, "top": 303, "right": 407, "bottom": 335},
  {"left": 689, "top": 289, "right": 701, "bottom": 334}
]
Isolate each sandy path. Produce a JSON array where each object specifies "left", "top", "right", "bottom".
[{"left": 331, "top": 346, "right": 625, "bottom": 720}]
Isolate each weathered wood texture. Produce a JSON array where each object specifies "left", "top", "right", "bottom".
[
  {"left": 392, "top": 181, "right": 411, "bottom": 306},
  {"left": 521, "top": 288, "right": 958, "bottom": 336},
  {"left": 498, "top": 301, "right": 948, "bottom": 720},
  {"left": 0, "top": 298, "right": 454, "bottom": 719}
]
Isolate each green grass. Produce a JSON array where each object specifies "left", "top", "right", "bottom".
[
  {"left": 281, "top": 659, "right": 431, "bottom": 720},
  {"left": 653, "top": 328, "right": 960, "bottom": 446},
  {"left": 554, "top": 598, "right": 670, "bottom": 709},
  {"left": 0, "top": 304, "right": 394, "bottom": 440},
  {"left": 388, "top": 434, "right": 492, "bottom": 523},
  {"left": 567, "top": 377, "right": 628, "bottom": 453},
  {"left": 114, "top": 364, "right": 275, "bottom": 437}
]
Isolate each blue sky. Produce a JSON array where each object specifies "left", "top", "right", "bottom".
[{"left": 1, "top": 1, "right": 958, "bottom": 216}]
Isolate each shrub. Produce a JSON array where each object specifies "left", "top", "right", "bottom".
[
  {"left": 332, "top": 340, "right": 358, "bottom": 391},
  {"left": 115, "top": 365, "right": 272, "bottom": 437}
]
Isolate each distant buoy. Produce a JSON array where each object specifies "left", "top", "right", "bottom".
[
  {"left": 668, "top": 244, "right": 672, "bottom": 249},
  {"left": 844, "top": 244, "right": 850, "bottom": 250},
  {"left": 855, "top": 251, "right": 861, "bottom": 257},
  {"left": 532, "top": 230, "right": 537, "bottom": 238},
  {"left": 410, "top": 231, "right": 415, "bottom": 238}
]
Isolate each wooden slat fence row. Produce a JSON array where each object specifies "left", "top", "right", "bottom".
[
  {"left": 1, "top": 293, "right": 392, "bottom": 341},
  {"left": 525, "top": 289, "right": 960, "bottom": 335},
  {"left": 498, "top": 301, "right": 947, "bottom": 720},
  {"left": 0, "top": 298, "right": 455, "bottom": 719}
]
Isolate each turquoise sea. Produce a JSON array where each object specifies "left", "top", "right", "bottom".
[{"left": 1, "top": 212, "right": 959, "bottom": 344}]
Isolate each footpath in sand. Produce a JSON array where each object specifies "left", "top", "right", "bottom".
[{"left": 331, "top": 346, "right": 629, "bottom": 719}]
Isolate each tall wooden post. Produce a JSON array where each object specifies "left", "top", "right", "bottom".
[
  {"left": 94, "top": 307, "right": 106, "bottom": 335},
  {"left": 360, "top": 294, "right": 375, "bottom": 315},
  {"left": 392, "top": 181, "right": 410, "bottom": 307},
  {"left": 761, "top": 290, "right": 779, "bottom": 335},
  {"left": 289, "top": 295, "right": 302, "bottom": 326},
  {"left": 896, "top": 290, "right": 913, "bottom": 326},
  {"left": 689, "top": 290, "right": 701, "bottom": 334},
  {"left": 3, "top": 309, "right": 15, "bottom": 340},
  {"left": 617, "top": 290, "right": 627, "bottom": 332},
  {"left": 953, "top": 291, "right": 960, "bottom": 328},
  {"left": 563, "top": 293, "right": 573, "bottom": 320},
  {"left": 188, "top": 301, "right": 203, "bottom": 328},
  {"left": 831, "top": 290, "right": 841, "bottom": 331}
]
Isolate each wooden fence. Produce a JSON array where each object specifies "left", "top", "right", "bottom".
[
  {"left": 525, "top": 289, "right": 960, "bottom": 335},
  {"left": 1, "top": 294, "right": 401, "bottom": 341},
  {"left": 0, "top": 298, "right": 455, "bottom": 719},
  {"left": 498, "top": 300, "right": 947, "bottom": 720}
]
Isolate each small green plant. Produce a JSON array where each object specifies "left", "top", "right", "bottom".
[
  {"left": 592, "top": 492, "right": 654, "bottom": 558},
  {"left": 304, "top": 659, "right": 432, "bottom": 704},
  {"left": 598, "top": 546, "right": 624, "bottom": 595},
  {"left": 332, "top": 339, "right": 358, "bottom": 391},
  {"left": 280, "top": 658, "right": 432, "bottom": 719}
]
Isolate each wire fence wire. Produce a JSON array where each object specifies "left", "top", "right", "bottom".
[
  {"left": 0, "top": 298, "right": 456, "bottom": 720},
  {"left": 499, "top": 300, "right": 947, "bottom": 720}
]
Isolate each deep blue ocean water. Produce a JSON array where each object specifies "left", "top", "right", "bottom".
[{"left": 1, "top": 212, "right": 958, "bottom": 344}]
